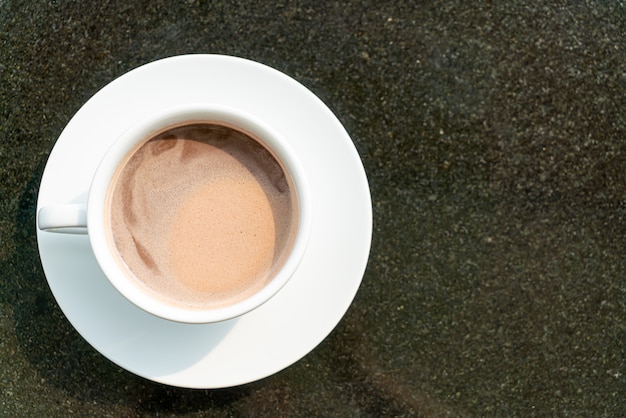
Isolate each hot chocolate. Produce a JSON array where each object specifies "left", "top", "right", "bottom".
[{"left": 106, "top": 123, "right": 296, "bottom": 309}]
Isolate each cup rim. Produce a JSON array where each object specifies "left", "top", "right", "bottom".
[{"left": 87, "top": 103, "right": 312, "bottom": 323}]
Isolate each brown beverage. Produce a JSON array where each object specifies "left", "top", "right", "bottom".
[{"left": 105, "top": 123, "right": 297, "bottom": 309}]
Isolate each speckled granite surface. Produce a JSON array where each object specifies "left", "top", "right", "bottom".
[{"left": 1, "top": 1, "right": 624, "bottom": 416}]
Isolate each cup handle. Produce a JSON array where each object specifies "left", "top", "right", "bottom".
[{"left": 37, "top": 204, "right": 88, "bottom": 234}]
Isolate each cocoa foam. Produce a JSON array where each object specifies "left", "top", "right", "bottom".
[{"left": 106, "top": 123, "right": 296, "bottom": 309}]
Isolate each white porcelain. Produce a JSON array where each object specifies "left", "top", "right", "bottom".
[
  {"left": 36, "top": 54, "right": 372, "bottom": 388},
  {"left": 38, "top": 104, "right": 312, "bottom": 324}
]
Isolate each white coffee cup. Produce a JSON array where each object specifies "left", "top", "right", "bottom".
[{"left": 38, "top": 104, "right": 312, "bottom": 323}]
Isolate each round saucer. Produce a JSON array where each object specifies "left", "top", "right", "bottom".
[{"left": 36, "top": 55, "right": 372, "bottom": 389}]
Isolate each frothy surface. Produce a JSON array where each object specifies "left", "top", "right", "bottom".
[{"left": 107, "top": 123, "right": 295, "bottom": 309}]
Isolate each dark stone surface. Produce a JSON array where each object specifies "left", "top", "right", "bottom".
[{"left": 1, "top": 1, "right": 624, "bottom": 416}]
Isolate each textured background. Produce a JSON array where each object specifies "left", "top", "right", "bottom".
[{"left": 1, "top": 1, "right": 625, "bottom": 416}]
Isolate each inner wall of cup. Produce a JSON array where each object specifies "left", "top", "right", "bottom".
[{"left": 102, "top": 118, "right": 301, "bottom": 312}]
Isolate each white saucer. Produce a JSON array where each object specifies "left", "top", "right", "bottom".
[{"left": 36, "top": 55, "right": 372, "bottom": 389}]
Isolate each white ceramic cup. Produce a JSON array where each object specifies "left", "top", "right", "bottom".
[{"left": 38, "top": 104, "right": 312, "bottom": 323}]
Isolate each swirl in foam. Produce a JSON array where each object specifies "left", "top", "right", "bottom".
[{"left": 106, "top": 123, "right": 296, "bottom": 309}]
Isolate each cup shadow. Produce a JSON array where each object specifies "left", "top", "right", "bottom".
[{"left": 38, "top": 213, "right": 237, "bottom": 380}]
